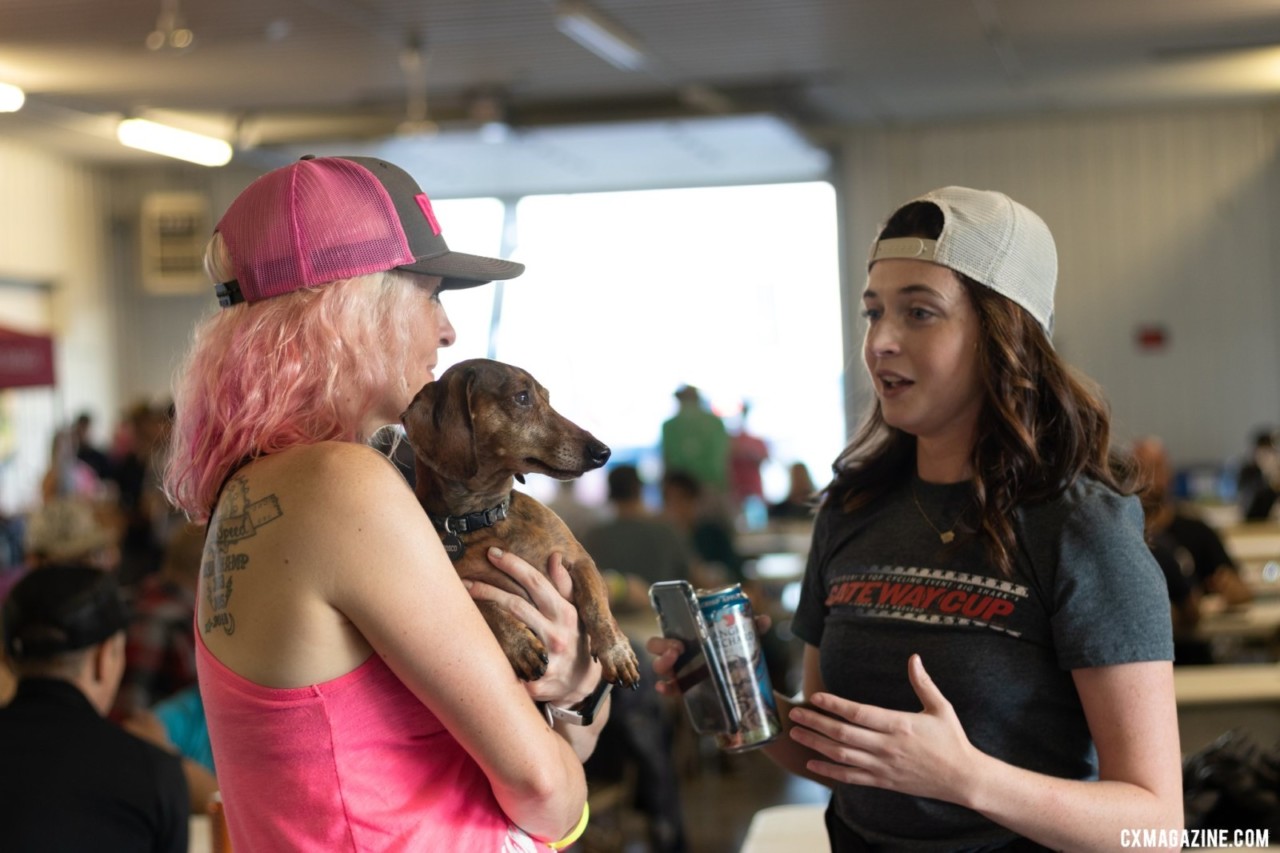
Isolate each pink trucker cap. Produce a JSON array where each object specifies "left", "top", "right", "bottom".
[{"left": 213, "top": 155, "right": 524, "bottom": 307}]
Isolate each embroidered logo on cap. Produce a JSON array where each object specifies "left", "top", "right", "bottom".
[{"left": 415, "top": 193, "right": 442, "bottom": 236}]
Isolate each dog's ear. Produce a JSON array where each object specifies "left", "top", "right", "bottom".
[
  {"left": 436, "top": 366, "right": 480, "bottom": 480},
  {"left": 408, "top": 367, "right": 479, "bottom": 481}
]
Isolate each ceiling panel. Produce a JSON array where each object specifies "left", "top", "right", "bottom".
[{"left": 2, "top": 0, "right": 1280, "bottom": 183}]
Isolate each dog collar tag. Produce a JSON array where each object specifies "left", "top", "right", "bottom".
[{"left": 441, "top": 531, "right": 465, "bottom": 562}]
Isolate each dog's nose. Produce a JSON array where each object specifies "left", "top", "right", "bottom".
[{"left": 588, "top": 441, "right": 611, "bottom": 468}]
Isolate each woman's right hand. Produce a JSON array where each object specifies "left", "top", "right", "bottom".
[
  {"left": 644, "top": 635, "right": 685, "bottom": 698},
  {"left": 644, "top": 613, "right": 771, "bottom": 698}
]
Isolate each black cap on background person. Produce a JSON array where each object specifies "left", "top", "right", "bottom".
[
  {"left": 3, "top": 564, "right": 131, "bottom": 714},
  {"left": 4, "top": 564, "right": 129, "bottom": 660}
]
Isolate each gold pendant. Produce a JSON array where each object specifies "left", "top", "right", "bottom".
[{"left": 939, "top": 531, "right": 955, "bottom": 544}]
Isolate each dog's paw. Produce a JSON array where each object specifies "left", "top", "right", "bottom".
[
  {"left": 597, "top": 641, "right": 641, "bottom": 689},
  {"left": 507, "top": 630, "right": 549, "bottom": 682}
]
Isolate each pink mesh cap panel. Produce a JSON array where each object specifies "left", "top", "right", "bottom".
[{"left": 216, "top": 158, "right": 415, "bottom": 302}]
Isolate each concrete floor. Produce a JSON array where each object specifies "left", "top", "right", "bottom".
[
  {"left": 583, "top": 733, "right": 830, "bottom": 853},
  {"left": 682, "top": 749, "right": 829, "bottom": 852}
]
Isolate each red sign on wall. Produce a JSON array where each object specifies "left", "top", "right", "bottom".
[
  {"left": 0, "top": 326, "right": 55, "bottom": 388},
  {"left": 1134, "top": 324, "right": 1168, "bottom": 352}
]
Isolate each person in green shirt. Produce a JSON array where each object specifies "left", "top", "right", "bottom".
[{"left": 660, "top": 385, "right": 730, "bottom": 501}]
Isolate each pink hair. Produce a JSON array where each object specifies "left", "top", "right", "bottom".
[{"left": 164, "top": 266, "right": 422, "bottom": 521}]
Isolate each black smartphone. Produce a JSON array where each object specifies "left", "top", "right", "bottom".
[{"left": 649, "top": 580, "right": 740, "bottom": 735}]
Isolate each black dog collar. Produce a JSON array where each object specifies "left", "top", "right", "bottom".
[
  {"left": 428, "top": 493, "right": 512, "bottom": 535},
  {"left": 428, "top": 493, "right": 512, "bottom": 562}
]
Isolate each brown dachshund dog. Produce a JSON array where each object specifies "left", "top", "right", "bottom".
[{"left": 401, "top": 358, "right": 641, "bottom": 689}]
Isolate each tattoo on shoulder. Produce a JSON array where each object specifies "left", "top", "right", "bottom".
[{"left": 202, "top": 475, "right": 284, "bottom": 636}]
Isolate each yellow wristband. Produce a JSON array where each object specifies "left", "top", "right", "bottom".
[{"left": 546, "top": 802, "right": 589, "bottom": 850}]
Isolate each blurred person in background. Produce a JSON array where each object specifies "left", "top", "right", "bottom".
[
  {"left": 1132, "top": 441, "right": 1211, "bottom": 664},
  {"left": 1133, "top": 435, "right": 1253, "bottom": 607},
  {"left": 149, "top": 684, "right": 214, "bottom": 779},
  {"left": 728, "top": 400, "right": 770, "bottom": 522},
  {"left": 41, "top": 422, "right": 102, "bottom": 503},
  {"left": 576, "top": 472, "right": 690, "bottom": 853},
  {"left": 546, "top": 478, "right": 607, "bottom": 542},
  {"left": 124, "top": 682, "right": 219, "bottom": 819},
  {"left": 660, "top": 470, "right": 746, "bottom": 588},
  {"left": 114, "top": 400, "right": 174, "bottom": 587},
  {"left": 1237, "top": 427, "right": 1280, "bottom": 522},
  {"left": 0, "top": 564, "right": 187, "bottom": 851},
  {"left": 23, "top": 487, "right": 120, "bottom": 574},
  {"left": 768, "top": 461, "right": 820, "bottom": 523},
  {"left": 661, "top": 385, "right": 730, "bottom": 513},
  {"left": 71, "top": 411, "right": 114, "bottom": 484},
  {"left": 113, "top": 522, "right": 202, "bottom": 718},
  {"left": 662, "top": 469, "right": 792, "bottom": 693},
  {"left": 1147, "top": 538, "right": 1210, "bottom": 666},
  {"left": 582, "top": 643, "right": 689, "bottom": 853},
  {"left": 583, "top": 464, "right": 692, "bottom": 611}
]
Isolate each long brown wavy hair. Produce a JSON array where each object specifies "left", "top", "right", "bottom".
[{"left": 827, "top": 200, "right": 1137, "bottom": 576}]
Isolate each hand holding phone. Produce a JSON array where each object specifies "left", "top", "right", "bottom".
[{"left": 648, "top": 580, "right": 740, "bottom": 735}]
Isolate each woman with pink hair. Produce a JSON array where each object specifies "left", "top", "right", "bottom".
[{"left": 165, "top": 155, "right": 603, "bottom": 852}]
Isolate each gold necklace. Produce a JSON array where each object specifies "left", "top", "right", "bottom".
[{"left": 910, "top": 484, "right": 970, "bottom": 544}]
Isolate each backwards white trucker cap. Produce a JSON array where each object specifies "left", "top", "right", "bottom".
[{"left": 869, "top": 186, "right": 1057, "bottom": 335}]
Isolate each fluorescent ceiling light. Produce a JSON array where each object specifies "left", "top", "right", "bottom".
[
  {"left": 117, "top": 118, "right": 233, "bottom": 166},
  {"left": 0, "top": 83, "right": 26, "bottom": 112},
  {"left": 555, "top": 0, "right": 646, "bottom": 72}
]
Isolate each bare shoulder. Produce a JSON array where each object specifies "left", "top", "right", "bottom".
[
  {"left": 262, "top": 441, "right": 415, "bottom": 510},
  {"left": 298, "top": 440, "right": 434, "bottom": 531},
  {"left": 213, "top": 441, "right": 425, "bottom": 560}
]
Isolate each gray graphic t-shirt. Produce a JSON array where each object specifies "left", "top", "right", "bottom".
[{"left": 792, "top": 476, "right": 1174, "bottom": 851}]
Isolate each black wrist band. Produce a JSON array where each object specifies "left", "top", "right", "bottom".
[{"left": 541, "top": 680, "right": 612, "bottom": 727}]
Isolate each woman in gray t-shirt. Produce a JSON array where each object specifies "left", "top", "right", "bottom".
[{"left": 651, "top": 187, "right": 1182, "bottom": 851}]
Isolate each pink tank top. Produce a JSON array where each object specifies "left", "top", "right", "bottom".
[{"left": 196, "top": 633, "right": 541, "bottom": 851}]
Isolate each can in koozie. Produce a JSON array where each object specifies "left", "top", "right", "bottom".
[{"left": 697, "top": 583, "right": 781, "bottom": 751}]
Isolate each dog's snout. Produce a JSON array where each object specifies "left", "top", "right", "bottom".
[{"left": 588, "top": 441, "right": 611, "bottom": 469}]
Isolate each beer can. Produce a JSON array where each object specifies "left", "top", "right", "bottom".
[{"left": 697, "top": 584, "right": 781, "bottom": 752}]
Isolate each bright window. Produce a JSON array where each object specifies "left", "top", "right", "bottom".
[
  {"left": 429, "top": 198, "right": 506, "bottom": 364},
  {"left": 433, "top": 183, "right": 845, "bottom": 509}
]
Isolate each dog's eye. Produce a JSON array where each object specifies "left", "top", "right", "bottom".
[{"left": 514, "top": 390, "right": 531, "bottom": 407}]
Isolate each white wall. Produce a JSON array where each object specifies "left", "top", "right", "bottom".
[
  {"left": 839, "top": 104, "right": 1280, "bottom": 474},
  {"left": 103, "top": 162, "right": 266, "bottom": 408},
  {"left": 0, "top": 141, "right": 111, "bottom": 513},
  {"left": 0, "top": 139, "right": 114, "bottom": 413}
]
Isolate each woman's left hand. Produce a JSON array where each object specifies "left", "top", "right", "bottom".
[
  {"left": 787, "top": 654, "right": 978, "bottom": 802},
  {"left": 467, "top": 547, "right": 602, "bottom": 706}
]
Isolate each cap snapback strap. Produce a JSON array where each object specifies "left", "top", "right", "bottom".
[
  {"left": 215, "top": 280, "right": 246, "bottom": 308},
  {"left": 869, "top": 237, "right": 938, "bottom": 265}
]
